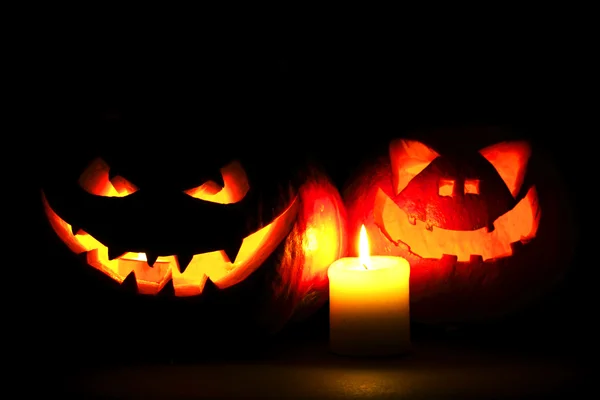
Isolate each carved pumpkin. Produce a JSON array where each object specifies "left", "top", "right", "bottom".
[
  {"left": 41, "top": 140, "right": 347, "bottom": 346},
  {"left": 344, "top": 131, "right": 573, "bottom": 323}
]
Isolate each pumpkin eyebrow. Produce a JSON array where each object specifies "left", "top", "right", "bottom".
[
  {"left": 479, "top": 141, "right": 531, "bottom": 198},
  {"left": 390, "top": 139, "right": 440, "bottom": 195}
]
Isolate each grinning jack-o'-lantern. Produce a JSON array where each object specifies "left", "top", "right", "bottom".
[
  {"left": 43, "top": 158, "right": 299, "bottom": 296},
  {"left": 41, "top": 144, "right": 347, "bottom": 343},
  {"left": 344, "top": 133, "right": 573, "bottom": 323}
]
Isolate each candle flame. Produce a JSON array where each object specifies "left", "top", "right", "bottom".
[{"left": 359, "top": 224, "right": 371, "bottom": 269}]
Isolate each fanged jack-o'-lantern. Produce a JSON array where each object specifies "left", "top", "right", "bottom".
[
  {"left": 42, "top": 151, "right": 347, "bottom": 335},
  {"left": 344, "top": 137, "right": 571, "bottom": 323}
]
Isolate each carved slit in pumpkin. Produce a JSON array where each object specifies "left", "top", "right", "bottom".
[
  {"left": 374, "top": 185, "right": 540, "bottom": 262},
  {"left": 43, "top": 194, "right": 299, "bottom": 296}
]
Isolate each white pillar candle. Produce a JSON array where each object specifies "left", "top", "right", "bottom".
[{"left": 328, "top": 225, "right": 411, "bottom": 356}]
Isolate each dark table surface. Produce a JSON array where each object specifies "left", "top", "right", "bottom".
[
  {"left": 47, "top": 328, "right": 588, "bottom": 399},
  {"left": 23, "top": 283, "right": 592, "bottom": 399}
]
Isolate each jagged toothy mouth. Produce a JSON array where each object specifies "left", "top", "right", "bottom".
[
  {"left": 374, "top": 186, "right": 541, "bottom": 262},
  {"left": 42, "top": 193, "right": 299, "bottom": 296}
]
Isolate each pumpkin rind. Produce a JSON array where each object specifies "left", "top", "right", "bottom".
[
  {"left": 41, "top": 154, "right": 347, "bottom": 359},
  {"left": 343, "top": 133, "right": 573, "bottom": 323}
]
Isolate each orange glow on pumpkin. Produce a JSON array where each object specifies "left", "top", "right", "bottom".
[
  {"left": 438, "top": 179, "right": 454, "bottom": 197},
  {"left": 43, "top": 193, "right": 299, "bottom": 295},
  {"left": 479, "top": 141, "right": 531, "bottom": 198},
  {"left": 42, "top": 157, "right": 302, "bottom": 296},
  {"left": 184, "top": 160, "right": 250, "bottom": 204},
  {"left": 270, "top": 176, "right": 348, "bottom": 321},
  {"left": 43, "top": 192, "right": 297, "bottom": 296},
  {"left": 78, "top": 158, "right": 139, "bottom": 197},
  {"left": 294, "top": 183, "right": 347, "bottom": 287},
  {"left": 42, "top": 156, "right": 349, "bottom": 301},
  {"left": 375, "top": 186, "right": 540, "bottom": 262},
  {"left": 375, "top": 139, "right": 540, "bottom": 262},
  {"left": 464, "top": 179, "right": 480, "bottom": 195},
  {"left": 390, "top": 139, "right": 440, "bottom": 195}
]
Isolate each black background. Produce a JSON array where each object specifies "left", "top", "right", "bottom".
[{"left": 22, "top": 36, "right": 591, "bottom": 373}]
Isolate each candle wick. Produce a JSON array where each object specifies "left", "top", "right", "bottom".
[{"left": 362, "top": 263, "right": 369, "bottom": 270}]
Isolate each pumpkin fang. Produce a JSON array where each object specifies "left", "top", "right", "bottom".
[
  {"left": 146, "top": 252, "right": 159, "bottom": 267},
  {"left": 222, "top": 239, "right": 243, "bottom": 263},
  {"left": 42, "top": 192, "right": 300, "bottom": 296},
  {"left": 175, "top": 253, "right": 194, "bottom": 273}
]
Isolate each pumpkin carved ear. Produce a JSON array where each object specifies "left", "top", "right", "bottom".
[
  {"left": 390, "top": 139, "right": 439, "bottom": 195},
  {"left": 479, "top": 141, "right": 531, "bottom": 198}
]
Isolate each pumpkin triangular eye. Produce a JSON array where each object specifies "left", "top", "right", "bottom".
[
  {"left": 389, "top": 139, "right": 440, "bottom": 195},
  {"left": 184, "top": 160, "right": 250, "bottom": 204},
  {"left": 479, "top": 141, "right": 531, "bottom": 198},
  {"left": 78, "top": 157, "right": 139, "bottom": 197}
]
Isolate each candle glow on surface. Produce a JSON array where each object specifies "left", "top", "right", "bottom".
[{"left": 328, "top": 225, "right": 411, "bottom": 356}]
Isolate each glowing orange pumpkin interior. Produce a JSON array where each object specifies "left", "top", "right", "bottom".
[
  {"left": 376, "top": 140, "right": 541, "bottom": 262},
  {"left": 43, "top": 158, "right": 299, "bottom": 296}
]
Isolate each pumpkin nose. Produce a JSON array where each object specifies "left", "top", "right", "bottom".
[
  {"left": 452, "top": 178, "right": 481, "bottom": 202},
  {"left": 438, "top": 178, "right": 480, "bottom": 200},
  {"left": 452, "top": 178, "right": 465, "bottom": 201}
]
